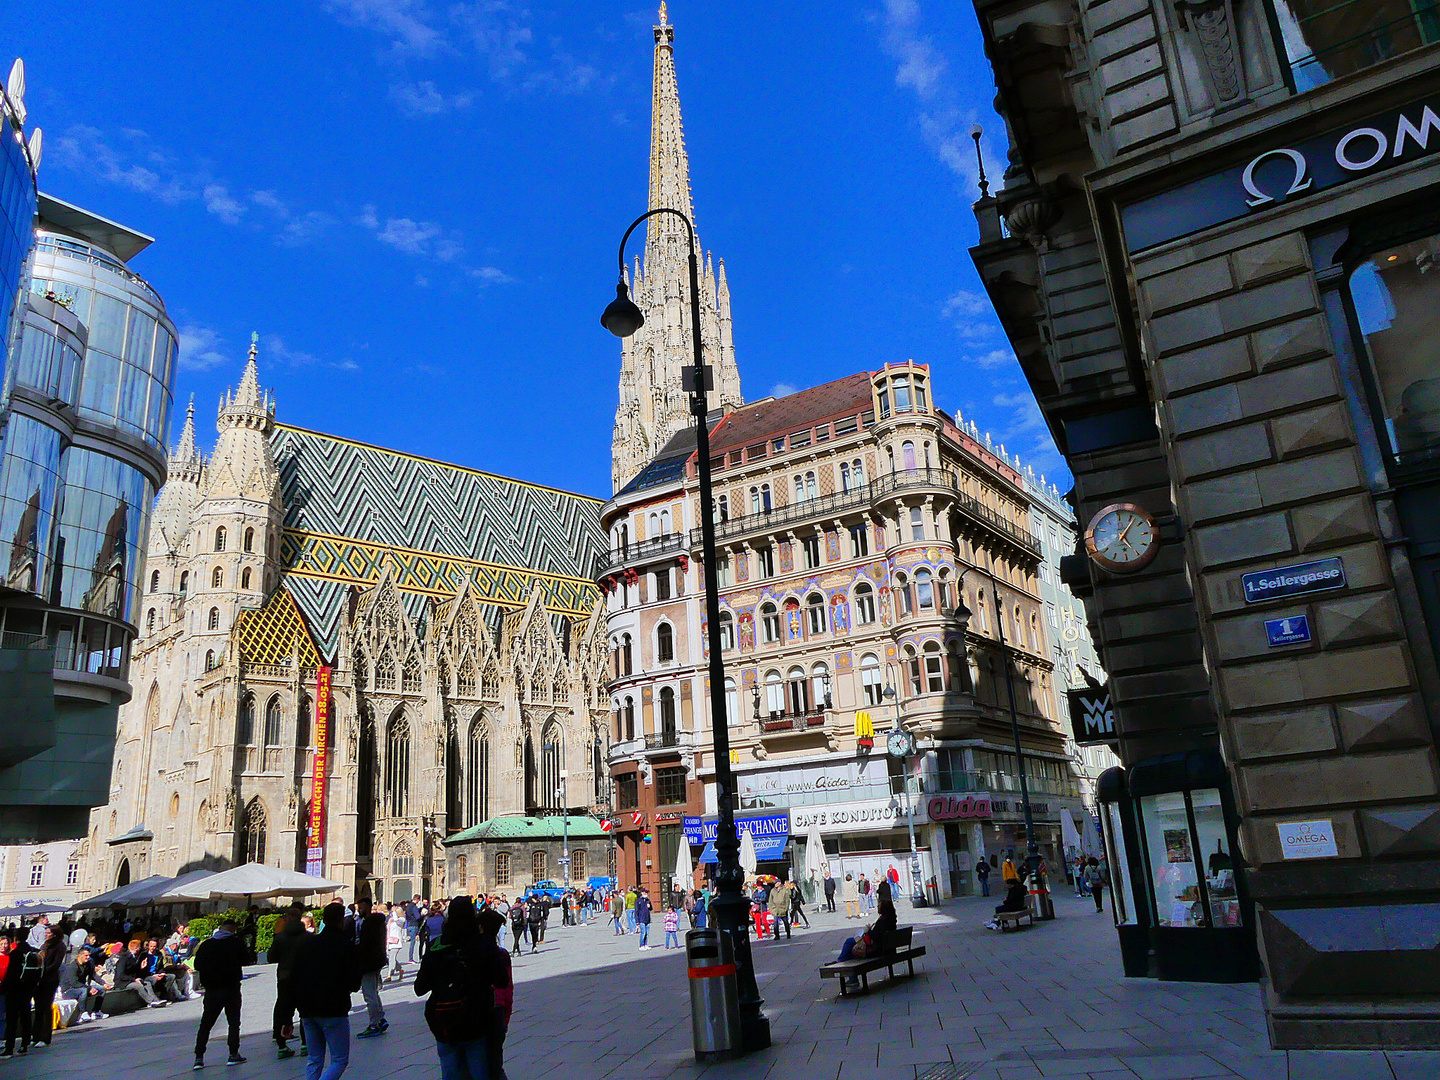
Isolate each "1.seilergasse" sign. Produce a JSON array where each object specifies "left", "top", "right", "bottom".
[{"left": 1241, "top": 557, "right": 1346, "bottom": 604}]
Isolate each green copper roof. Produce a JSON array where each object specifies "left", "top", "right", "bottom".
[{"left": 444, "top": 815, "right": 609, "bottom": 846}]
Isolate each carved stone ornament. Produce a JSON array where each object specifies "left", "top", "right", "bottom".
[
  {"left": 1174, "top": 0, "right": 1246, "bottom": 107},
  {"left": 1004, "top": 199, "right": 1061, "bottom": 252}
]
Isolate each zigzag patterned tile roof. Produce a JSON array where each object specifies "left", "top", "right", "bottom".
[{"left": 270, "top": 424, "right": 606, "bottom": 654}]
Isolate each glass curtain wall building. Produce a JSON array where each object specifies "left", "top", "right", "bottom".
[{"left": 0, "top": 64, "right": 176, "bottom": 840}]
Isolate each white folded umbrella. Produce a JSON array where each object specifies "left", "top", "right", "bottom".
[
  {"left": 673, "top": 833, "right": 695, "bottom": 891},
  {"left": 738, "top": 827, "right": 757, "bottom": 875}
]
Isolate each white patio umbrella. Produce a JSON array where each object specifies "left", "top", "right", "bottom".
[
  {"left": 70, "top": 874, "right": 170, "bottom": 910},
  {"left": 1060, "top": 808, "right": 1083, "bottom": 858},
  {"left": 804, "top": 824, "right": 827, "bottom": 882},
  {"left": 163, "top": 863, "right": 342, "bottom": 902},
  {"left": 673, "top": 834, "right": 695, "bottom": 893},
  {"left": 738, "top": 826, "right": 758, "bottom": 876}
]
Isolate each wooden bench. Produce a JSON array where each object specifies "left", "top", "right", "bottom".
[
  {"left": 995, "top": 908, "right": 1034, "bottom": 932},
  {"left": 819, "top": 926, "right": 926, "bottom": 997}
]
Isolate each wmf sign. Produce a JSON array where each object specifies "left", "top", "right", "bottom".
[{"left": 1068, "top": 686, "right": 1116, "bottom": 745}]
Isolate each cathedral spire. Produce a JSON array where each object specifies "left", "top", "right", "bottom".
[
  {"left": 174, "top": 395, "right": 197, "bottom": 463},
  {"left": 235, "top": 331, "right": 263, "bottom": 408},
  {"left": 611, "top": 6, "right": 744, "bottom": 493},
  {"left": 647, "top": 2, "right": 694, "bottom": 241}
]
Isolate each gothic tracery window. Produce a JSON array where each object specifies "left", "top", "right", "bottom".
[
  {"left": 384, "top": 712, "right": 410, "bottom": 817},
  {"left": 402, "top": 649, "right": 421, "bottom": 694},
  {"left": 264, "top": 695, "right": 282, "bottom": 747},
  {"left": 467, "top": 715, "right": 490, "bottom": 827},
  {"left": 241, "top": 797, "right": 267, "bottom": 864}
]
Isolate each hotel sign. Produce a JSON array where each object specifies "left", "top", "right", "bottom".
[{"left": 1122, "top": 96, "right": 1440, "bottom": 252}]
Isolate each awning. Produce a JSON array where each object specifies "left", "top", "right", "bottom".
[{"left": 698, "top": 834, "right": 790, "bottom": 864}]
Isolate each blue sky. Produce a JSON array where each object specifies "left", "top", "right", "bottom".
[{"left": 3, "top": 0, "right": 1068, "bottom": 498}]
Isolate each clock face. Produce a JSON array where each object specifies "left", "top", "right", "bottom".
[
  {"left": 887, "top": 731, "right": 911, "bottom": 758},
  {"left": 1085, "top": 503, "right": 1160, "bottom": 573}
]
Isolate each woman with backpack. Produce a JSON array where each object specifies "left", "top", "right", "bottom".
[{"left": 415, "top": 897, "right": 511, "bottom": 1080}]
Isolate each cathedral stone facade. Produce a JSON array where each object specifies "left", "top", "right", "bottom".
[{"left": 84, "top": 343, "right": 613, "bottom": 903}]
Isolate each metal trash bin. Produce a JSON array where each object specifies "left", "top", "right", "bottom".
[{"left": 686, "top": 927, "right": 741, "bottom": 1061}]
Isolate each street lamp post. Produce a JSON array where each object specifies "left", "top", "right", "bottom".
[
  {"left": 602, "top": 208, "right": 770, "bottom": 1054},
  {"left": 882, "top": 684, "right": 926, "bottom": 906},
  {"left": 559, "top": 771, "right": 569, "bottom": 890}
]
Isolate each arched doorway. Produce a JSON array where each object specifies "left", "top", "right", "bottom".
[{"left": 115, "top": 858, "right": 131, "bottom": 888}]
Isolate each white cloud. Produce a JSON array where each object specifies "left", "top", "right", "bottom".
[
  {"left": 453, "top": 1, "right": 535, "bottom": 80},
  {"left": 992, "top": 389, "right": 1063, "bottom": 473},
  {"left": 50, "top": 125, "right": 195, "bottom": 203},
  {"left": 470, "top": 265, "right": 514, "bottom": 285},
  {"left": 390, "top": 80, "right": 475, "bottom": 116},
  {"left": 972, "top": 349, "right": 1012, "bottom": 370},
  {"left": 202, "top": 184, "right": 245, "bottom": 224},
  {"left": 875, "top": 0, "right": 1004, "bottom": 194},
  {"left": 941, "top": 289, "right": 989, "bottom": 319},
  {"left": 325, "top": 0, "right": 446, "bottom": 54},
  {"left": 176, "top": 325, "right": 231, "bottom": 371},
  {"left": 261, "top": 334, "right": 360, "bottom": 373},
  {"left": 377, "top": 217, "right": 444, "bottom": 255},
  {"left": 356, "top": 204, "right": 380, "bottom": 230},
  {"left": 770, "top": 383, "right": 798, "bottom": 398}
]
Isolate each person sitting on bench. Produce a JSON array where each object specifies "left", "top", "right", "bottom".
[
  {"left": 834, "top": 899, "right": 897, "bottom": 991},
  {"left": 985, "top": 876, "right": 1029, "bottom": 930}
]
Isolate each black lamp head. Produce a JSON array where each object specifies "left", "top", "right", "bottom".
[{"left": 600, "top": 280, "right": 644, "bottom": 338}]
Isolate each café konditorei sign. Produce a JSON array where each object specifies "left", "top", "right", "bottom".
[
  {"left": 1121, "top": 96, "right": 1440, "bottom": 252},
  {"left": 1068, "top": 684, "right": 1116, "bottom": 745}
]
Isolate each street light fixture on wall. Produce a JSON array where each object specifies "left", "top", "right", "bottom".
[{"left": 601, "top": 206, "right": 770, "bottom": 1055}]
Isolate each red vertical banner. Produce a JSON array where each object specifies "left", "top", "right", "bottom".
[{"left": 305, "top": 666, "right": 332, "bottom": 876}]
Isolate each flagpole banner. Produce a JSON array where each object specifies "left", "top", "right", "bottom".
[{"left": 306, "top": 666, "right": 333, "bottom": 875}]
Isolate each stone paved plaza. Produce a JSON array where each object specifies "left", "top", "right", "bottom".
[{"left": 12, "top": 893, "right": 1437, "bottom": 1080}]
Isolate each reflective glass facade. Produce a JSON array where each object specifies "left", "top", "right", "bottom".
[
  {"left": 0, "top": 111, "right": 37, "bottom": 365},
  {"left": 28, "top": 236, "right": 175, "bottom": 450}
]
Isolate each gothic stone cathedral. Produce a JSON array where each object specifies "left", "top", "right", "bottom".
[{"left": 85, "top": 344, "right": 614, "bottom": 902}]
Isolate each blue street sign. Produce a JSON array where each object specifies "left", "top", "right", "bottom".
[
  {"left": 1242, "top": 557, "right": 1345, "bottom": 604},
  {"left": 1265, "top": 614, "right": 1312, "bottom": 647}
]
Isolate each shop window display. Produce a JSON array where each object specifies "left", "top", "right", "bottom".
[{"left": 1139, "top": 788, "right": 1241, "bottom": 929}]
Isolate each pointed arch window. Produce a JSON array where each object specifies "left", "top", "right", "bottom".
[
  {"left": 204, "top": 650, "right": 215, "bottom": 672},
  {"left": 179, "top": 570, "right": 188, "bottom": 596},
  {"left": 541, "top": 721, "right": 564, "bottom": 811},
  {"left": 297, "top": 695, "right": 312, "bottom": 748},
  {"left": 457, "top": 656, "right": 476, "bottom": 697},
  {"left": 656, "top": 622, "right": 674, "bottom": 664},
  {"left": 384, "top": 712, "right": 411, "bottom": 817},
  {"left": 146, "top": 609, "right": 155, "bottom": 633},
  {"left": 214, "top": 526, "right": 226, "bottom": 552},
  {"left": 243, "top": 527, "right": 254, "bottom": 553},
  {"left": 402, "top": 650, "right": 421, "bottom": 693},
  {"left": 212, "top": 566, "right": 224, "bottom": 589},
  {"left": 241, "top": 567, "right": 251, "bottom": 590},
  {"left": 467, "top": 717, "right": 490, "bottom": 827},
  {"left": 375, "top": 645, "right": 396, "bottom": 691},
  {"left": 241, "top": 797, "right": 267, "bottom": 864},
  {"left": 150, "top": 570, "right": 160, "bottom": 593},
  {"left": 264, "top": 695, "right": 282, "bottom": 747},
  {"left": 237, "top": 693, "right": 256, "bottom": 745},
  {"left": 208, "top": 607, "right": 220, "bottom": 631}
]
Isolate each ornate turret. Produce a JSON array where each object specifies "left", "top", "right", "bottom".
[{"left": 611, "top": 4, "right": 743, "bottom": 493}]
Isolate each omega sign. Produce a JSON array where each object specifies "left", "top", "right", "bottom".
[
  {"left": 1121, "top": 95, "right": 1440, "bottom": 252},
  {"left": 1243, "top": 104, "right": 1440, "bottom": 207}
]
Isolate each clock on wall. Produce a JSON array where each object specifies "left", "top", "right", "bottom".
[{"left": 1084, "top": 502, "right": 1160, "bottom": 573}]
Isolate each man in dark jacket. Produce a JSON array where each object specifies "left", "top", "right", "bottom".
[
  {"left": 192, "top": 919, "right": 248, "bottom": 1069},
  {"left": 823, "top": 870, "right": 837, "bottom": 913},
  {"left": 117, "top": 939, "right": 166, "bottom": 1007},
  {"left": 59, "top": 946, "right": 104, "bottom": 1023},
  {"left": 295, "top": 903, "right": 360, "bottom": 1080},
  {"left": 345, "top": 899, "right": 388, "bottom": 1038},
  {"left": 267, "top": 905, "right": 309, "bottom": 1059}
]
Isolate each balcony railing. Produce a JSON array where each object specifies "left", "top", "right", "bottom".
[
  {"left": 595, "top": 533, "right": 685, "bottom": 575},
  {"left": 644, "top": 730, "right": 683, "bottom": 750},
  {"left": 758, "top": 705, "right": 828, "bottom": 733},
  {"left": 690, "top": 468, "right": 1039, "bottom": 555}
]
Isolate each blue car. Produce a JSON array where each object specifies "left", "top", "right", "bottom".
[{"left": 523, "top": 880, "right": 567, "bottom": 903}]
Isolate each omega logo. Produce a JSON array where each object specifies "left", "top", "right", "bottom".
[{"left": 1242, "top": 104, "right": 1440, "bottom": 208}]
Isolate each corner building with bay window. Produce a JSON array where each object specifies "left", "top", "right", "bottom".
[
  {"left": 969, "top": 0, "right": 1440, "bottom": 1049},
  {"left": 601, "top": 364, "right": 1087, "bottom": 900}
]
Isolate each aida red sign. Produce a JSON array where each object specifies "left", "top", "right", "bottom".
[{"left": 927, "top": 794, "right": 992, "bottom": 821}]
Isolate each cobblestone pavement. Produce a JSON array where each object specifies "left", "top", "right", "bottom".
[{"left": 11, "top": 892, "right": 1437, "bottom": 1080}]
